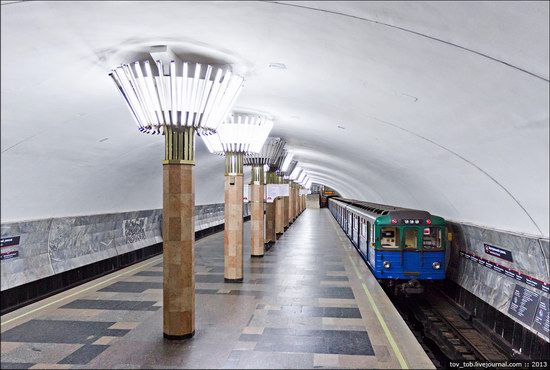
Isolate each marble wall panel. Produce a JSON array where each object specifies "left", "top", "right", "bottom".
[
  {"left": 447, "top": 221, "right": 549, "bottom": 341},
  {"left": 1, "top": 203, "right": 249, "bottom": 291}
]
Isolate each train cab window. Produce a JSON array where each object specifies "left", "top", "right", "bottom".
[
  {"left": 404, "top": 229, "right": 418, "bottom": 249},
  {"left": 422, "top": 228, "right": 443, "bottom": 250},
  {"left": 380, "top": 227, "right": 400, "bottom": 249}
]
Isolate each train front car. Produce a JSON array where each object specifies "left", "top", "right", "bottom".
[{"left": 373, "top": 210, "right": 446, "bottom": 294}]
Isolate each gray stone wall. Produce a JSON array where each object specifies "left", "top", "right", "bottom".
[
  {"left": 306, "top": 194, "right": 320, "bottom": 208},
  {"left": 447, "top": 221, "right": 549, "bottom": 342},
  {"left": 1, "top": 203, "right": 250, "bottom": 291}
]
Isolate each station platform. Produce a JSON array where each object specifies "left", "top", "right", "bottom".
[{"left": 1, "top": 209, "right": 435, "bottom": 369}]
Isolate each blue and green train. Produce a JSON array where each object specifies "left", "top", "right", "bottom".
[{"left": 328, "top": 197, "right": 447, "bottom": 294}]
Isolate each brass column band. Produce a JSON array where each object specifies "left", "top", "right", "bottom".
[
  {"left": 250, "top": 165, "right": 265, "bottom": 185},
  {"left": 164, "top": 125, "right": 195, "bottom": 164},
  {"left": 266, "top": 171, "right": 277, "bottom": 184},
  {"left": 225, "top": 152, "right": 244, "bottom": 175}
]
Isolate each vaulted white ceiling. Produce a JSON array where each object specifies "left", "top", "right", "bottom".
[{"left": 1, "top": 1, "right": 548, "bottom": 236}]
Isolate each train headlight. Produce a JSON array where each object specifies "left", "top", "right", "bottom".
[
  {"left": 432, "top": 261, "right": 441, "bottom": 270},
  {"left": 383, "top": 261, "right": 391, "bottom": 269}
]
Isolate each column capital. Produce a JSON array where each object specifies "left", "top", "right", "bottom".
[{"left": 164, "top": 126, "right": 195, "bottom": 164}]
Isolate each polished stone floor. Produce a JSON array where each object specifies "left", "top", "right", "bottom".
[{"left": 1, "top": 209, "right": 434, "bottom": 369}]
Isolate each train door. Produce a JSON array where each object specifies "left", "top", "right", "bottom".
[
  {"left": 359, "top": 219, "right": 368, "bottom": 257},
  {"left": 402, "top": 227, "right": 420, "bottom": 276},
  {"left": 356, "top": 217, "right": 361, "bottom": 249},
  {"left": 367, "top": 222, "right": 375, "bottom": 267},
  {"left": 347, "top": 211, "right": 353, "bottom": 238}
]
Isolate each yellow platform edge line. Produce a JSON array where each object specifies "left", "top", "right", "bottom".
[{"left": 348, "top": 253, "right": 409, "bottom": 369}]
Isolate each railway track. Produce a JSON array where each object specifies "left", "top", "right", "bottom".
[{"left": 386, "top": 285, "right": 509, "bottom": 367}]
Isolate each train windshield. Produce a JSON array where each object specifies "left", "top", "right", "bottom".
[
  {"left": 403, "top": 229, "right": 418, "bottom": 250},
  {"left": 422, "top": 227, "right": 443, "bottom": 250},
  {"left": 380, "top": 227, "right": 400, "bottom": 249}
]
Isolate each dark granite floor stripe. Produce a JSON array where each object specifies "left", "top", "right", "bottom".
[
  {"left": 133, "top": 271, "right": 163, "bottom": 276},
  {"left": 268, "top": 306, "right": 361, "bottom": 318},
  {"left": 0, "top": 320, "right": 128, "bottom": 344},
  {"left": 61, "top": 299, "right": 159, "bottom": 311},
  {"left": 254, "top": 329, "right": 374, "bottom": 356},
  {"left": 98, "top": 281, "right": 162, "bottom": 293},
  {"left": 58, "top": 344, "right": 109, "bottom": 364}
]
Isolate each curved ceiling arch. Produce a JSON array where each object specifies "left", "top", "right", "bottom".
[{"left": 1, "top": 1, "right": 548, "bottom": 237}]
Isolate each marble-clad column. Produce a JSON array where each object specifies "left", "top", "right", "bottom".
[
  {"left": 224, "top": 152, "right": 244, "bottom": 282},
  {"left": 288, "top": 181, "right": 296, "bottom": 225},
  {"left": 265, "top": 171, "right": 277, "bottom": 244},
  {"left": 163, "top": 127, "right": 195, "bottom": 339},
  {"left": 276, "top": 197, "right": 285, "bottom": 235},
  {"left": 250, "top": 165, "right": 265, "bottom": 257}
]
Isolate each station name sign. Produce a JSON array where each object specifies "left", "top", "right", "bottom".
[
  {"left": 484, "top": 243, "right": 513, "bottom": 262},
  {"left": 0, "top": 236, "right": 20, "bottom": 260}
]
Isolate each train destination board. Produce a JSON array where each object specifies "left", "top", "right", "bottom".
[{"left": 508, "top": 284, "right": 540, "bottom": 326}]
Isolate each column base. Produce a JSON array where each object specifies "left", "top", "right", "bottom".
[
  {"left": 163, "top": 331, "right": 195, "bottom": 340},
  {"left": 224, "top": 278, "right": 243, "bottom": 283},
  {"left": 251, "top": 254, "right": 264, "bottom": 258}
]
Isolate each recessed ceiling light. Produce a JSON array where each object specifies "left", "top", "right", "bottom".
[{"left": 268, "top": 63, "right": 286, "bottom": 69}]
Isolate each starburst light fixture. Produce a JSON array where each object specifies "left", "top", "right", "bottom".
[
  {"left": 110, "top": 60, "right": 244, "bottom": 135},
  {"left": 244, "top": 137, "right": 286, "bottom": 167},
  {"left": 200, "top": 113, "right": 274, "bottom": 155}
]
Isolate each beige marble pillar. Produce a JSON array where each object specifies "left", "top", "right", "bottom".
[
  {"left": 163, "top": 127, "right": 195, "bottom": 339},
  {"left": 293, "top": 185, "right": 298, "bottom": 220},
  {"left": 224, "top": 152, "right": 244, "bottom": 282},
  {"left": 283, "top": 195, "right": 289, "bottom": 229},
  {"left": 288, "top": 181, "right": 296, "bottom": 225},
  {"left": 265, "top": 171, "right": 277, "bottom": 243},
  {"left": 250, "top": 166, "right": 264, "bottom": 257},
  {"left": 275, "top": 197, "right": 285, "bottom": 235}
]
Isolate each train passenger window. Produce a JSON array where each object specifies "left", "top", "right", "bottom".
[
  {"left": 404, "top": 229, "right": 418, "bottom": 249},
  {"left": 361, "top": 219, "right": 366, "bottom": 236},
  {"left": 422, "top": 228, "right": 443, "bottom": 250},
  {"left": 380, "top": 227, "right": 400, "bottom": 249}
]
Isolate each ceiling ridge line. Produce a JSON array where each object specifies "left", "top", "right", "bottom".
[
  {"left": 369, "top": 115, "right": 544, "bottom": 237},
  {"left": 268, "top": 1, "right": 549, "bottom": 83}
]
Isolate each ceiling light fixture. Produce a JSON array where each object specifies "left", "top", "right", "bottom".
[
  {"left": 281, "top": 151, "right": 294, "bottom": 172},
  {"left": 200, "top": 112, "right": 273, "bottom": 155},
  {"left": 110, "top": 60, "right": 244, "bottom": 135}
]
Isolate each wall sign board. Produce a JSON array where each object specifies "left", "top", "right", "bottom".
[
  {"left": 1, "top": 236, "right": 20, "bottom": 248},
  {"left": 484, "top": 243, "right": 513, "bottom": 262},
  {"left": 266, "top": 184, "right": 278, "bottom": 203},
  {"left": 533, "top": 296, "right": 549, "bottom": 340},
  {"left": 508, "top": 284, "right": 540, "bottom": 326},
  {"left": 1, "top": 236, "right": 21, "bottom": 261},
  {"left": 460, "top": 251, "right": 549, "bottom": 293}
]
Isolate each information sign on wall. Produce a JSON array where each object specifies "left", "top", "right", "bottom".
[
  {"left": 278, "top": 184, "right": 289, "bottom": 197},
  {"left": 484, "top": 243, "right": 513, "bottom": 262},
  {"left": 533, "top": 296, "right": 549, "bottom": 340},
  {"left": 266, "top": 184, "right": 278, "bottom": 203},
  {"left": 0, "top": 236, "right": 20, "bottom": 260},
  {"left": 508, "top": 284, "right": 540, "bottom": 326}
]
